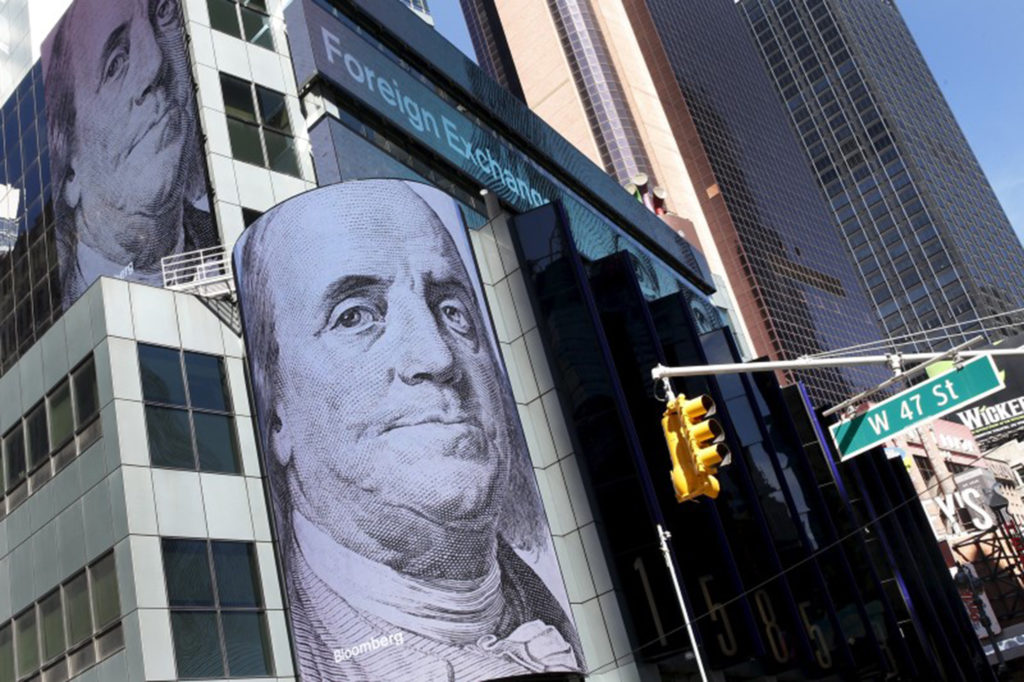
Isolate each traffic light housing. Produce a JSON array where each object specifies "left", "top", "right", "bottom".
[{"left": 662, "top": 394, "right": 729, "bottom": 503}]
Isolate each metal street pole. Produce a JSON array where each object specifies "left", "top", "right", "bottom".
[
  {"left": 656, "top": 377, "right": 711, "bottom": 682},
  {"left": 651, "top": 347, "right": 1024, "bottom": 380},
  {"left": 657, "top": 524, "right": 710, "bottom": 682},
  {"left": 651, "top": 340, "right": 1024, "bottom": 420}
]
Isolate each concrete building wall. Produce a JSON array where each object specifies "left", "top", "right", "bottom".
[
  {"left": 96, "top": 278, "right": 295, "bottom": 681},
  {"left": 0, "top": 278, "right": 296, "bottom": 681},
  {"left": 0, "top": 208, "right": 647, "bottom": 680},
  {"left": 494, "top": 0, "right": 601, "bottom": 165},
  {"left": 181, "top": 0, "right": 316, "bottom": 253},
  {"left": 470, "top": 213, "right": 645, "bottom": 682}
]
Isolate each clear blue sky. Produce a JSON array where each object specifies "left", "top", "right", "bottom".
[
  {"left": 429, "top": 3, "right": 476, "bottom": 61},
  {"left": 429, "top": 1, "right": 1023, "bottom": 243},
  {"left": 896, "top": 0, "right": 1024, "bottom": 244}
]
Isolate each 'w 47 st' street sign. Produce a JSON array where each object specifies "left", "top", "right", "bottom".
[{"left": 829, "top": 355, "right": 1004, "bottom": 460}]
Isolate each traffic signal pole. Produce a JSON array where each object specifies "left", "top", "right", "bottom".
[
  {"left": 651, "top": 346, "right": 1024, "bottom": 380},
  {"left": 657, "top": 523, "right": 711, "bottom": 682},
  {"left": 653, "top": 340, "right": 1024, "bottom": 678},
  {"left": 652, "top": 339, "right": 1024, "bottom": 419},
  {"left": 657, "top": 380, "right": 712, "bottom": 682}
]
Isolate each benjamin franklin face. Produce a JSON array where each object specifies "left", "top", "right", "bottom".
[
  {"left": 259, "top": 183, "right": 512, "bottom": 555},
  {"left": 63, "top": 0, "right": 191, "bottom": 254}
]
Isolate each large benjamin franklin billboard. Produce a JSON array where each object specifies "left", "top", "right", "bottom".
[
  {"left": 41, "top": 0, "right": 218, "bottom": 309},
  {"left": 234, "top": 179, "right": 584, "bottom": 680}
]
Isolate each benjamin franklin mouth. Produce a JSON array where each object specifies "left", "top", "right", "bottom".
[
  {"left": 381, "top": 414, "right": 477, "bottom": 433},
  {"left": 127, "top": 107, "right": 176, "bottom": 158}
]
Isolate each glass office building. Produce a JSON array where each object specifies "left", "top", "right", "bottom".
[
  {"left": 0, "top": 0, "right": 996, "bottom": 679},
  {"left": 739, "top": 0, "right": 1024, "bottom": 352},
  {"left": 637, "top": 0, "right": 895, "bottom": 404},
  {"left": 460, "top": 0, "right": 891, "bottom": 406}
]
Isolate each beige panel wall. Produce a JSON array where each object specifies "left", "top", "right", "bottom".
[
  {"left": 594, "top": 6, "right": 711, "bottom": 234},
  {"left": 493, "top": 0, "right": 757, "bottom": 358},
  {"left": 590, "top": 1, "right": 754, "bottom": 353},
  {"left": 494, "top": 0, "right": 603, "bottom": 165}
]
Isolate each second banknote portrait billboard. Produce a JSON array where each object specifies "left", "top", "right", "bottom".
[{"left": 42, "top": 0, "right": 218, "bottom": 309}]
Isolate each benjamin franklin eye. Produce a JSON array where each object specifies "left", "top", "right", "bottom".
[
  {"left": 153, "top": 0, "right": 175, "bottom": 26},
  {"left": 329, "top": 303, "right": 382, "bottom": 332},
  {"left": 439, "top": 300, "right": 474, "bottom": 337},
  {"left": 104, "top": 51, "right": 128, "bottom": 82}
]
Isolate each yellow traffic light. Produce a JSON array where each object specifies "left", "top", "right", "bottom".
[{"left": 662, "top": 394, "right": 729, "bottom": 503}]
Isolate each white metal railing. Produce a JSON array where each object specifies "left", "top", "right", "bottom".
[{"left": 161, "top": 245, "right": 234, "bottom": 297}]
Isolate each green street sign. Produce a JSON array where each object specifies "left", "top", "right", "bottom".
[{"left": 829, "top": 355, "right": 1005, "bottom": 460}]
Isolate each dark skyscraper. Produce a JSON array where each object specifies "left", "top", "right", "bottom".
[
  {"left": 459, "top": 0, "right": 525, "bottom": 99},
  {"left": 739, "top": 0, "right": 1024, "bottom": 352},
  {"left": 628, "top": 0, "right": 891, "bottom": 403},
  {"left": 461, "top": 0, "right": 890, "bottom": 405}
]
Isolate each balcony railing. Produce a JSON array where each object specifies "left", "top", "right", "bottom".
[{"left": 161, "top": 245, "right": 234, "bottom": 298}]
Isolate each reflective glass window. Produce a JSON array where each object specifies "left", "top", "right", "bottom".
[
  {"left": 14, "top": 608, "right": 37, "bottom": 678},
  {"left": 146, "top": 406, "right": 194, "bottom": 469},
  {"left": 226, "top": 119, "right": 264, "bottom": 166},
  {"left": 2, "top": 424, "right": 24, "bottom": 491},
  {"left": 171, "top": 612, "right": 224, "bottom": 678},
  {"left": 47, "top": 380, "right": 73, "bottom": 448},
  {"left": 207, "top": 0, "right": 274, "bottom": 50},
  {"left": 163, "top": 540, "right": 273, "bottom": 678},
  {"left": 220, "top": 75, "right": 299, "bottom": 177},
  {"left": 193, "top": 413, "right": 240, "bottom": 473},
  {"left": 0, "top": 625, "right": 12, "bottom": 682},
  {"left": 221, "top": 74, "right": 258, "bottom": 123},
  {"left": 90, "top": 553, "right": 120, "bottom": 629},
  {"left": 63, "top": 572, "right": 92, "bottom": 647},
  {"left": 207, "top": 0, "right": 241, "bottom": 37},
  {"left": 140, "top": 344, "right": 187, "bottom": 405},
  {"left": 140, "top": 345, "right": 240, "bottom": 473},
  {"left": 184, "top": 353, "right": 230, "bottom": 412},
  {"left": 72, "top": 358, "right": 99, "bottom": 427},
  {"left": 208, "top": 0, "right": 242, "bottom": 38},
  {"left": 264, "top": 130, "right": 300, "bottom": 176},
  {"left": 222, "top": 612, "right": 271, "bottom": 676},
  {"left": 240, "top": 7, "right": 274, "bottom": 50},
  {"left": 164, "top": 540, "right": 215, "bottom": 607},
  {"left": 212, "top": 544, "right": 261, "bottom": 608},
  {"left": 25, "top": 401, "right": 47, "bottom": 469},
  {"left": 38, "top": 591, "right": 64, "bottom": 662}
]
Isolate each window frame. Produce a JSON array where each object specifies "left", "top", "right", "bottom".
[
  {"left": 70, "top": 355, "right": 100, "bottom": 452},
  {"left": 0, "top": 622, "right": 13, "bottom": 682},
  {"left": 0, "top": 354, "right": 103, "bottom": 516},
  {"left": 24, "top": 399, "right": 49, "bottom": 476},
  {"left": 1, "top": 552, "right": 123, "bottom": 681},
  {"left": 163, "top": 539, "right": 274, "bottom": 679},
  {"left": 219, "top": 73, "right": 300, "bottom": 177},
  {"left": 46, "top": 378, "right": 75, "bottom": 456},
  {"left": 207, "top": 0, "right": 275, "bottom": 51},
  {"left": 2, "top": 422, "right": 25, "bottom": 496},
  {"left": 139, "top": 344, "right": 242, "bottom": 475}
]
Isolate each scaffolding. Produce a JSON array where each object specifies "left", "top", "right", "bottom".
[{"left": 953, "top": 517, "right": 1024, "bottom": 625}]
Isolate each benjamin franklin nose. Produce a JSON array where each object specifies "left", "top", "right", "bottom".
[{"left": 134, "top": 83, "right": 156, "bottom": 107}]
